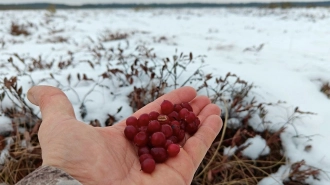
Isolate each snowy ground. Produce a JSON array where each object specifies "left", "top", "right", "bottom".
[{"left": 0, "top": 8, "right": 330, "bottom": 184}]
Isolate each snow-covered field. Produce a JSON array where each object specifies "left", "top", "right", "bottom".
[{"left": 0, "top": 8, "right": 330, "bottom": 184}]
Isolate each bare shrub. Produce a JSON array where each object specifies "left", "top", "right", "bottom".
[
  {"left": 0, "top": 77, "right": 42, "bottom": 184},
  {"left": 99, "top": 31, "right": 129, "bottom": 42},
  {"left": 321, "top": 82, "right": 330, "bottom": 98},
  {"left": 10, "top": 23, "right": 30, "bottom": 36}
]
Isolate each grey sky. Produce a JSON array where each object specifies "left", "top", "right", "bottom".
[{"left": 0, "top": 0, "right": 326, "bottom": 5}]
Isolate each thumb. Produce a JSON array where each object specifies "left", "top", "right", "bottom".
[{"left": 28, "top": 85, "right": 76, "bottom": 125}]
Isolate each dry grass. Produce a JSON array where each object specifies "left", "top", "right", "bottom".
[
  {"left": 0, "top": 117, "right": 41, "bottom": 184},
  {"left": 192, "top": 122, "right": 286, "bottom": 184},
  {"left": 0, "top": 132, "right": 42, "bottom": 184}
]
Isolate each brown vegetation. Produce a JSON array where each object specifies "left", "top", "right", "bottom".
[{"left": 0, "top": 31, "right": 321, "bottom": 185}]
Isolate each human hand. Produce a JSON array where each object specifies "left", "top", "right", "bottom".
[{"left": 27, "top": 85, "right": 222, "bottom": 185}]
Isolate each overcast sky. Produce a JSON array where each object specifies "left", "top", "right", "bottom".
[{"left": 0, "top": 0, "right": 326, "bottom": 5}]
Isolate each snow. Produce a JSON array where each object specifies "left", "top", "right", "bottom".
[
  {"left": 258, "top": 165, "right": 291, "bottom": 185},
  {"left": 241, "top": 135, "right": 270, "bottom": 159},
  {"left": 227, "top": 118, "right": 241, "bottom": 129},
  {"left": 0, "top": 115, "right": 12, "bottom": 136},
  {"left": 223, "top": 146, "right": 238, "bottom": 156},
  {"left": 0, "top": 7, "right": 330, "bottom": 184},
  {"left": 248, "top": 113, "right": 266, "bottom": 132}
]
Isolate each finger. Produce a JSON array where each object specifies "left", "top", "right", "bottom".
[
  {"left": 178, "top": 103, "right": 221, "bottom": 145},
  {"left": 197, "top": 103, "right": 221, "bottom": 123},
  {"left": 115, "top": 86, "right": 197, "bottom": 128},
  {"left": 27, "top": 85, "right": 76, "bottom": 124},
  {"left": 183, "top": 114, "right": 222, "bottom": 169},
  {"left": 189, "top": 95, "right": 211, "bottom": 116}
]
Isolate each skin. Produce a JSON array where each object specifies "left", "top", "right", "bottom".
[{"left": 27, "top": 85, "right": 223, "bottom": 185}]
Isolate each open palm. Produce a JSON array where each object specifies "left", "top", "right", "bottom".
[{"left": 27, "top": 86, "right": 222, "bottom": 185}]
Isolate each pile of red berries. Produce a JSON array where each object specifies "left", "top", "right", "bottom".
[{"left": 124, "top": 100, "right": 200, "bottom": 173}]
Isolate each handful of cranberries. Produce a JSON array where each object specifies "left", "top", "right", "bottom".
[{"left": 124, "top": 100, "right": 200, "bottom": 173}]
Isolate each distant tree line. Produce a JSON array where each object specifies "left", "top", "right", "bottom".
[{"left": 0, "top": 2, "right": 329, "bottom": 10}]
